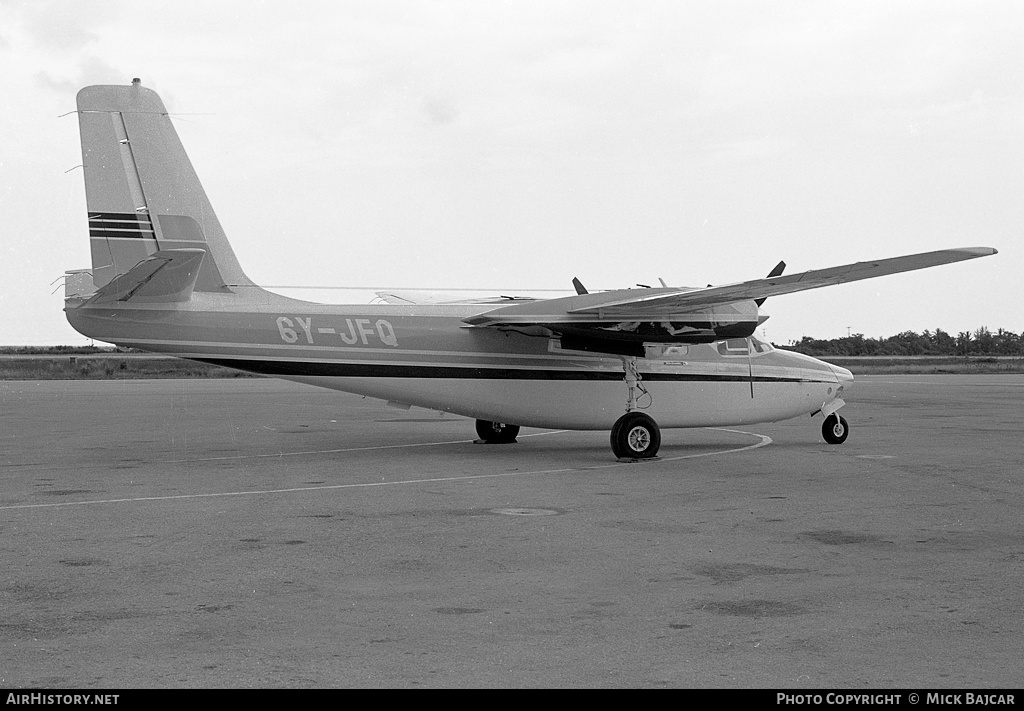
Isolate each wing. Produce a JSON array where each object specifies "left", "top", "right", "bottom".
[
  {"left": 463, "top": 247, "right": 997, "bottom": 352},
  {"left": 583, "top": 246, "right": 997, "bottom": 313}
]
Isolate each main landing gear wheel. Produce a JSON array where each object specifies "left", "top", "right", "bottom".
[
  {"left": 610, "top": 412, "right": 661, "bottom": 459},
  {"left": 822, "top": 414, "right": 850, "bottom": 445},
  {"left": 475, "top": 419, "right": 520, "bottom": 444}
]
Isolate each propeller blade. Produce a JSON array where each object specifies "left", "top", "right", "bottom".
[
  {"left": 754, "top": 260, "right": 787, "bottom": 306},
  {"left": 747, "top": 337, "right": 755, "bottom": 399}
]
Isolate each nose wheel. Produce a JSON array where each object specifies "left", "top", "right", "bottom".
[{"left": 822, "top": 414, "right": 849, "bottom": 444}]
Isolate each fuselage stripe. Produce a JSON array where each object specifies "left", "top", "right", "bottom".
[
  {"left": 192, "top": 357, "right": 829, "bottom": 383},
  {"left": 89, "top": 231, "right": 155, "bottom": 239},
  {"left": 88, "top": 212, "right": 152, "bottom": 222},
  {"left": 89, "top": 221, "right": 155, "bottom": 231}
]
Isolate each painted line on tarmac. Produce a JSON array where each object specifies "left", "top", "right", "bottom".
[
  {"left": 856, "top": 377, "right": 1024, "bottom": 387},
  {"left": 161, "top": 428, "right": 567, "bottom": 463},
  {"left": 0, "top": 428, "right": 771, "bottom": 511}
]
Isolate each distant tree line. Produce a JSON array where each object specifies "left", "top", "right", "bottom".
[
  {"left": 781, "top": 327, "right": 1024, "bottom": 357},
  {"left": 0, "top": 345, "right": 133, "bottom": 355}
]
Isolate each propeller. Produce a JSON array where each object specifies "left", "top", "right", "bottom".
[
  {"left": 747, "top": 337, "right": 755, "bottom": 399},
  {"left": 754, "top": 261, "right": 786, "bottom": 306}
]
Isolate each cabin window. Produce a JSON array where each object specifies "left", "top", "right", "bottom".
[
  {"left": 717, "top": 339, "right": 749, "bottom": 355},
  {"left": 645, "top": 344, "right": 689, "bottom": 359},
  {"left": 717, "top": 337, "right": 773, "bottom": 356}
]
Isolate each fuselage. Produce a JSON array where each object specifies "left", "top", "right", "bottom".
[{"left": 65, "top": 288, "right": 853, "bottom": 431}]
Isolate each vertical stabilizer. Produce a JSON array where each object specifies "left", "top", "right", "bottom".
[{"left": 76, "top": 80, "right": 255, "bottom": 291}]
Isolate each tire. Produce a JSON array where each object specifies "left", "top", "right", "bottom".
[
  {"left": 610, "top": 412, "right": 661, "bottom": 459},
  {"left": 822, "top": 414, "right": 849, "bottom": 445},
  {"left": 475, "top": 419, "right": 520, "bottom": 444}
]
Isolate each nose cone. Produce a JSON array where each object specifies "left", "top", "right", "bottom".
[{"left": 830, "top": 364, "right": 854, "bottom": 391}]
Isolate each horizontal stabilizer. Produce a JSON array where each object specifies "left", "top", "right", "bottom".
[{"left": 85, "top": 249, "right": 206, "bottom": 304}]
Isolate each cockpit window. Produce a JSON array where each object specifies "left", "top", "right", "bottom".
[{"left": 750, "top": 336, "right": 773, "bottom": 353}]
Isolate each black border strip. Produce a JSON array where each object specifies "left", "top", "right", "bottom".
[
  {"left": 88, "top": 212, "right": 151, "bottom": 222},
  {"left": 88, "top": 220, "right": 154, "bottom": 231},
  {"left": 192, "top": 358, "right": 826, "bottom": 383},
  {"left": 89, "top": 230, "right": 155, "bottom": 239}
]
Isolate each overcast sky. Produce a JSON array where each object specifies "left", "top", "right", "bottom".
[{"left": 1, "top": 0, "right": 1020, "bottom": 346}]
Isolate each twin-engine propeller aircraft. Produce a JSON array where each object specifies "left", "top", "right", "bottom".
[{"left": 64, "top": 81, "right": 997, "bottom": 459}]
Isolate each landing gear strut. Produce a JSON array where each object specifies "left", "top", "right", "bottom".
[
  {"left": 610, "top": 357, "right": 661, "bottom": 459},
  {"left": 475, "top": 419, "right": 520, "bottom": 444}
]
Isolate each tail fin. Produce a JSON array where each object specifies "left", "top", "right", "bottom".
[{"left": 76, "top": 80, "right": 254, "bottom": 293}]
